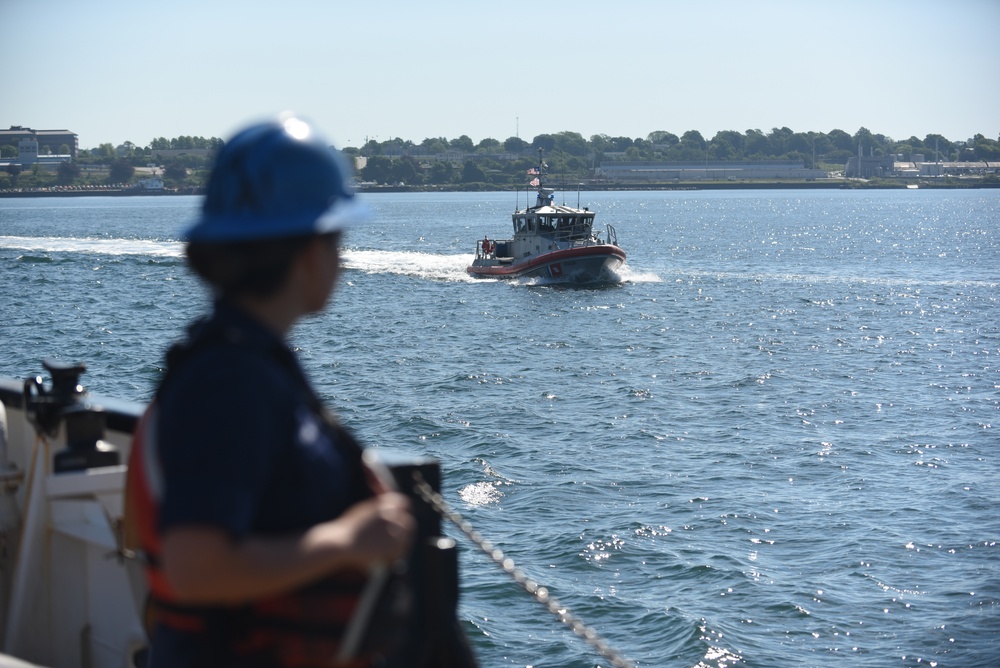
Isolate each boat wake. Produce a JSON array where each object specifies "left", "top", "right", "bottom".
[
  {"left": 344, "top": 249, "right": 664, "bottom": 285},
  {"left": 0, "top": 237, "right": 662, "bottom": 285},
  {"left": 615, "top": 265, "right": 662, "bottom": 283},
  {"left": 0, "top": 235, "right": 182, "bottom": 257},
  {"left": 511, "top": 264, "right": 661, "bottom": 287},
  {"left": 342, "top": 249, "right": 477, "bottom": 282}
]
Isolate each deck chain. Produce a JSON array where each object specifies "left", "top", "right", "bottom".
[{"left": 411, "top": 472, "right": 635, "bottom": 668}]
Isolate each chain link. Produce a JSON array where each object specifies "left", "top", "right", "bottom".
[{"left": 412, "top": 472, "right": 636, "bottom": 668}]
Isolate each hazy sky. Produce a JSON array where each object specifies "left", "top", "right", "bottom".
[{"left": 3, "top": 0, "right": 998, "bottom": 149}]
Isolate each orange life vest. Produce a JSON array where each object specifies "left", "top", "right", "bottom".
[
  {"left": 125, "top": 400, "right": 408, "bottom": 667},
  {"left": 123, "top": 315, "right": 409, "bottom": 666}
]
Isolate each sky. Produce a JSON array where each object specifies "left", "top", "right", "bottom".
[{"left": 2, "top": 0, "right": 998, "bottom": 150}]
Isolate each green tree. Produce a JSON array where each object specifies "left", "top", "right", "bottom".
[
  {"left": 895, "top": 144, "right": 915, "bottom": 161},
  {"left": 163, "top": 161, "right": 188, "bottom": 182},
  {"left": 827, "top": 129, "right": 854, "bottom": 152},
  {"left": 6, "top": 163, "right": 22, "bottom": 187},
  {"left": 826, "top": 149, "right": 854, "bottom": 164},
  {"left": 589, "top": 134, "right": 611, "bottom": 153},
  {"left": 788, "top": 132, "right": 813, "bottom": 155},
  {"left": 427, "top": 161, "right": 454, "bottom": 184},
  {"left": 419, "top": 137, "right": 449, "bottom": 154},
  {"left": 923, "top": 134, "right": 953, "bottom": 161},
  {"left": 972, "top": 134, "right": 1000, "bottom": 160},
  {"left": 503, "top": 136, "right": 529, "bottom": 152},
  {"left": 389, "top": 156, "right": 420, "bottom": 185},
  {"left": 744, "top": 129, "right": 768, "bottom": 157},
  {"left": 811, "top": 133, "right": 833, "bottom": 156},
  {"left": 449, "top": 135, "right": 474, "bottom": 153},
  {"left": 767, "top": 127, "right": 793, "bottom": 155},
  {"left": 647, "top": 131, "right": 679, "bottom": 146},
  {"left": 360, "top": 156, "right": 392, "bottom": 183},
  {"left": 669, "top": 130, "right": 706, "bottom": 160},
  {"left": 531, "top": 134, "right": 556, "bottom": 152},
  {"left": 709, "top": 130, "right": 744, "bottom": 160},
  {"left": 680, "top": 130, "right": 706, "bottom": 151},
  {"left": 108, "top": 159, "right": 135, "bottom": 183},
  {"left": 57, "top": 160, "right": 81, "bottom": 185},
  {"left": 553, "top": 131, "right": 588, "bottom": 157},
  {"left": 1, "top": 144, "right": 16, "bottom": 158},
  {"left": 475, "top": 138, "right": 501, "bottom": 152},
  {"left": 608, "top": 136, "right": 634, "bottom": 152},
  {"left": 461, "top": 160, "right": 485, "bottom": 183},
  {"left": 630, "top": 138, "right": 652, "bottom": 159},
  {"left": 853, "top": 127, "right": 876, "bottom": 154}
]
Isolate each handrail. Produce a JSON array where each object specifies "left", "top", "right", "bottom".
[{"left": 605, "top": 223, "right": 618, "bottom": 247}]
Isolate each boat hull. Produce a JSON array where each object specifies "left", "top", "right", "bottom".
[{"left": 467, "top": 245, "right": 626, "bottom": 283}]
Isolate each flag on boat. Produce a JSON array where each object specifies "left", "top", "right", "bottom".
[
  {"left": 527, "top": 168, "right": 539, "bottom": 175},
  {"left": 530, "top": 177, "right": 540, "bottom": 187}
]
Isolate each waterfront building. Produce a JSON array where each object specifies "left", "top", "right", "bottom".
[
  {"left": 595, "top": 160, "right": 827, "bottom": 182},
  {"left": 0, "top": 126, "right": 78, "bottom": 159}
]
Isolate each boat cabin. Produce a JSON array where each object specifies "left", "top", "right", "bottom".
[{"left": 513, "top": 210, "right": 595, "bottom": 242}]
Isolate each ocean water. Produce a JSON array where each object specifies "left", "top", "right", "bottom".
[{"left": 1, "top": 189, "right": 998, "bottom": 667}]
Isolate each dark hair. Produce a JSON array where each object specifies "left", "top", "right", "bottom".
[{"left": 186, "top": 232, "right": 340, "bottom": 299}]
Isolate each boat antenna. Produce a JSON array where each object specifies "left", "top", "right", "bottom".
[{"left": 531, "top": 148, "right": 549, "bottom": 209}]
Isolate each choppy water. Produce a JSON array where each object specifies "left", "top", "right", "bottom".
[{"left": 1, "top": 189, "right": 998, "bottom": 667}]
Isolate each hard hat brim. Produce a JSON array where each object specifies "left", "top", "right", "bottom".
[{"left": 182, "top": 193, "right": 371, "bottom": 243}]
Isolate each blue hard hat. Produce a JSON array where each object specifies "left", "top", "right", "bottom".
[{"left": 184, "top": 115, "right": 369, "bottom": 242}]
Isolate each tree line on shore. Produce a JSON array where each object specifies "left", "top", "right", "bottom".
[
  {"left": 3, "top": 127, "right": 998, "bottom": 191},
  {"left": 348, "top": 127, "right": 999, "bottom": 187}
]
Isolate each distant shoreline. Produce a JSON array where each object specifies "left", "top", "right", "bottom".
[
  {"left": 355, "top": 180, "right": 999, "bottom": 193},
  {"left": 1, "top": 179, "right": 997, "bottom": 198}
]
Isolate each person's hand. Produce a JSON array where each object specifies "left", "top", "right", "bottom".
[
  {"left": 338, "top": 492, "right": 415, "bottom": 567},
  {"left": 161, "top": 493, "right": 415, "bottom": 603}
]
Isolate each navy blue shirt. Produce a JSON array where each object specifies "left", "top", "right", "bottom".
[
  {"left": 157, "top": 301, "right": 366, "bottom": 540},
  {"left": 148, "top": 301, "right": 372, "bottom": 667}
]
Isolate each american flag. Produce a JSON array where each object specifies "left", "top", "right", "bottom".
[
  {"left": 526, "top": 168, "right": 539, "bottom": 175},
  {"left": 529, "top": 177, "right": 540, "bottom": 187}
]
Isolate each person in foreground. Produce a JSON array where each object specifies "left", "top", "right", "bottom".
[{"left": 126, "top": 115, "right": 415, "bottom": 667}]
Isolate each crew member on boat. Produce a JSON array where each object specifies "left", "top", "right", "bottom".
[{"left": 126, "top": 115, "right": 415, "bottom": 668}]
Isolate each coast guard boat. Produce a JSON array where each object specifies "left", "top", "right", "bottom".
[{"left": 466, "top": 154, "right": 626, "bottom": 283}]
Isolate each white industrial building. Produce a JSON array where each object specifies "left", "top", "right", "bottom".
[{"left": 595, "top": 160, "right": 827, "bottom": 182}]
